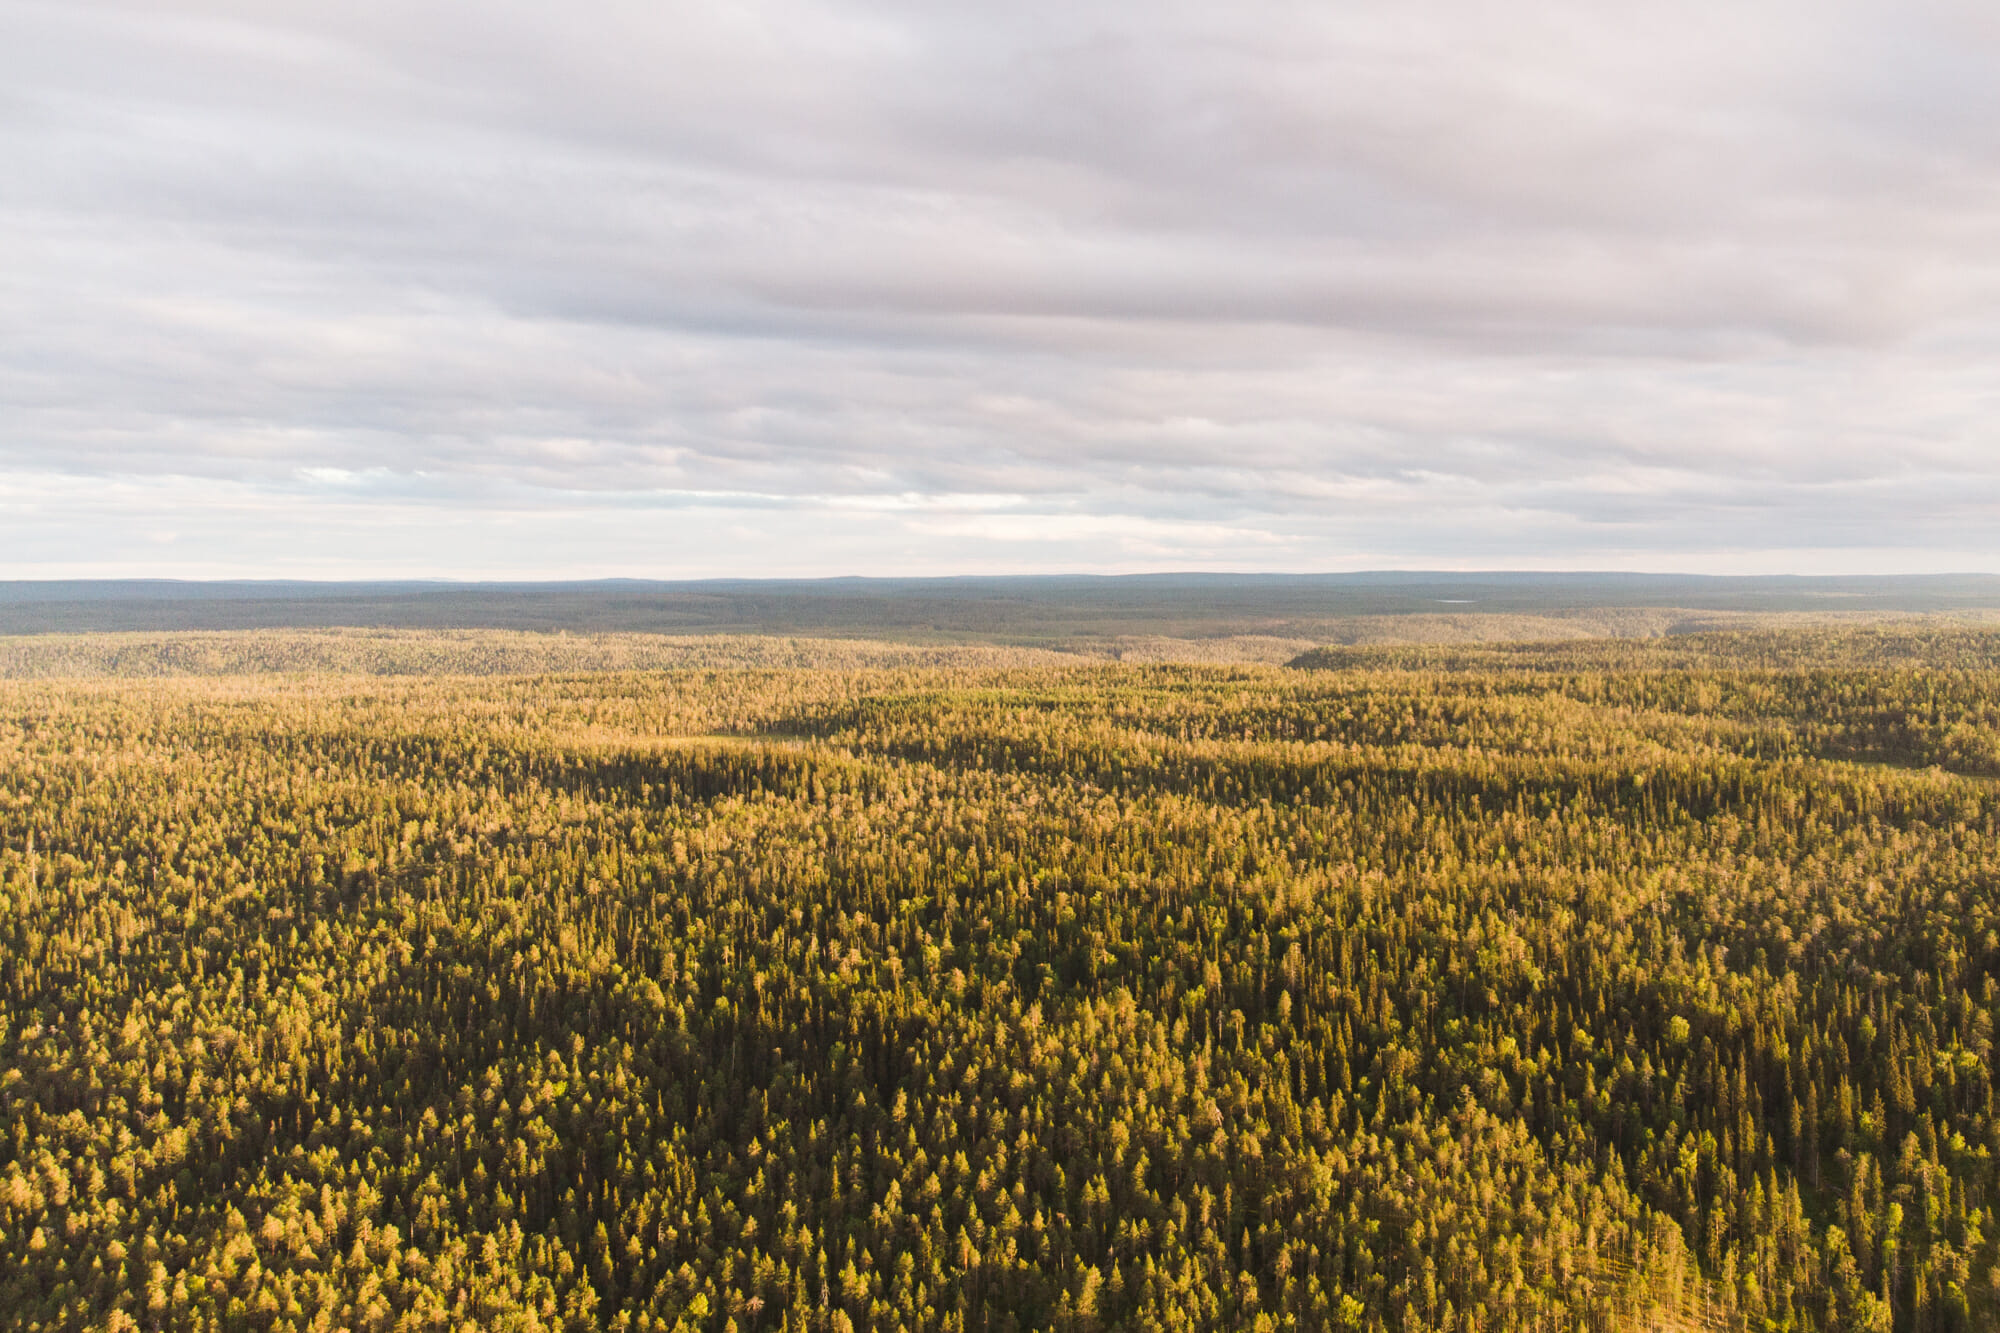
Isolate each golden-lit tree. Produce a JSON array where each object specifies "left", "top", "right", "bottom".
[{"left": 3, "top": 628, "right": 1999, "bottom": 1329}]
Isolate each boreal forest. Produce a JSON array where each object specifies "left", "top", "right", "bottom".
[{"left": 6, "top": 626, "right": 2000, "bottom": 1331}]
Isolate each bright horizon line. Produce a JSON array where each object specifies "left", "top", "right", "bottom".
[
  {"left": 8, "top": 567, "right": 2000, "bottom": 581},
  {"left": 6, "top": 568, "right": 2000, "bottom": 588}
]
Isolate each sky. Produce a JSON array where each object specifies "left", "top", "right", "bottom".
[{"left": 4, "top": 0, "right": 2000, "bottom": 579}]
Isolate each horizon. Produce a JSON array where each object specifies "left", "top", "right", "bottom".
[
  {"left": 10, "top": 569, "right": 2000, "bottom": 589},
  {"left": 8, "top": 568, "right": 1999, "bottom": 640},
  {"left": 8, "top": 556, "right": 2000, "bottom": 582}
]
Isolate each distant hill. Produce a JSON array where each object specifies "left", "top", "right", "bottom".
[{"left": 4, "top": 572, "right": 1998, "bottom": 642}]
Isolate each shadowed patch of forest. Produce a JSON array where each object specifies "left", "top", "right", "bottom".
[{"left": 5, "top": 630, "right": 2000, "bottom": 1329}]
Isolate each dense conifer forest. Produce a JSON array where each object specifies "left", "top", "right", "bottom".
[{"left": 6, "top": 627, "right": 2000, "bottom": 1330}]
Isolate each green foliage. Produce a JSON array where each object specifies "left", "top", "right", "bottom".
[{"left": 4, "top": 635, "right": 2000, "bottom": 1330}]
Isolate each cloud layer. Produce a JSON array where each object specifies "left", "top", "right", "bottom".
[{"left": 4, "top": 0, "right": 1999, "bottom": 575}]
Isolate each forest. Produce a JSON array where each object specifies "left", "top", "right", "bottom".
[{"left": 5, "top": 625, "right": 2000, "bottom": 1330}]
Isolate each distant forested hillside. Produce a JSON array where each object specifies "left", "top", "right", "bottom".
[
  {"left": 5, "top": 630, "right": 2000, "bottom": 1329},
  {"left": 0, "top": 631, "right": 1076, "bottom": 680},
  {"left": 5, "top": 572, "right": 1999, "bottom": 643}
]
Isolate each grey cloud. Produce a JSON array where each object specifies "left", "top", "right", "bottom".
[{"left": 2, "top": 0, "right": 1999, "bottom": 575}]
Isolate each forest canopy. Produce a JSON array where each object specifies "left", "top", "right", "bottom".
[{"left": 5, "top": 626, "right": 2000, "bottom": 1330}]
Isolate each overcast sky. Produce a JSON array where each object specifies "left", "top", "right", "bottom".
[{"left": 5, "top": 0, "right": 1999, "bottom": 577}]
